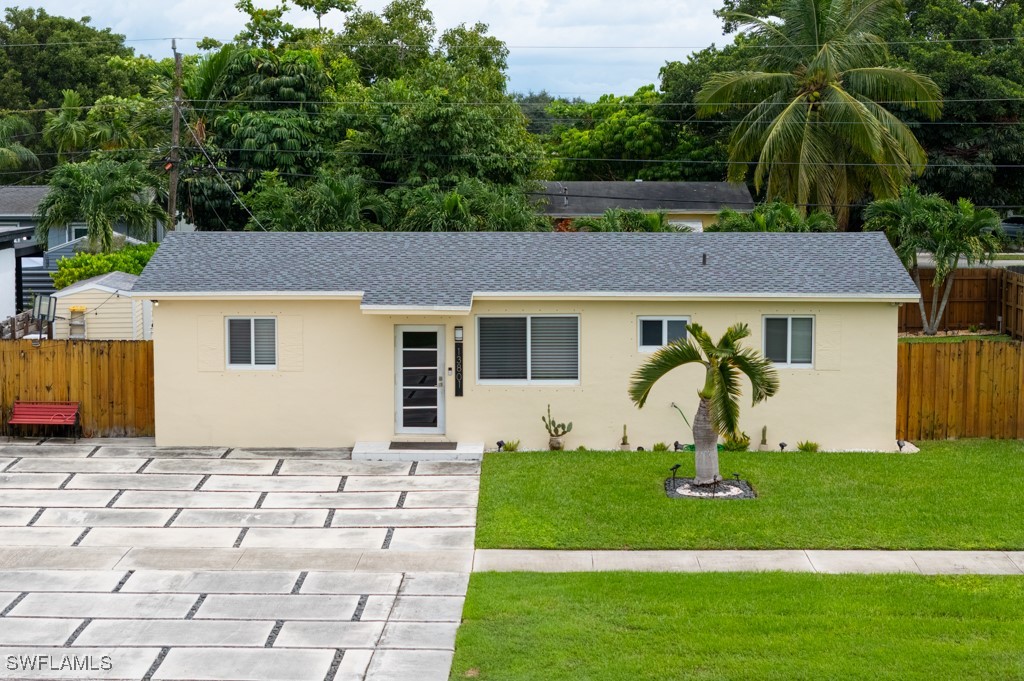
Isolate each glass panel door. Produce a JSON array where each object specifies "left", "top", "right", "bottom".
[{"left": 396, "top": 327, "right": 444, "bottom": 433}]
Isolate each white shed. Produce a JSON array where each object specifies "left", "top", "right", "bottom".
[{"left": 51, "top": 272, "right": 152, "bottom": 340}]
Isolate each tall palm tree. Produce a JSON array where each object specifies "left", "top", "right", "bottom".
[
  {"left": 709, "top": 202, "right": 836, "bottom": 232},
  {"left": 629, "top": 323, "right": 779, "bottom": 484},
  {"left": 867, "top": 188, "right": 1001, "bottom": 334},
  {"left": 304, "top": 173, "right": 391, "bottom": 231},
  {"left": 43, "top": 90, "right": 92, "bottom": 164},
  {"left": 0, "top": 116, "right": 39, "bottom": 171},
  {"left": 696, "top": 0, "right": 942, "bottom": 228},
  {"left": 36, "top": 159, "right": 167, "bottom": 253}
]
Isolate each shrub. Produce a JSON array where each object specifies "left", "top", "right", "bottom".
[
  {"left": 501, "top": 439, "right": 520, "bottom": 452},
  {"left": 652, "top": 442, "right": 669, "bottom": 451},
  {"left": 722, "top": 432, "right": 751, "bottom": 452},
  {"left": 51, "top": 243, "right": 158, "bottom": 289},
  {"left": 797, "top": 440, "right": 820, "bottom": 452}
]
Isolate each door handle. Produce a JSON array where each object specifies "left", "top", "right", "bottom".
[{"left": 437, "top": 375, "right": 444, "bottom": 388}]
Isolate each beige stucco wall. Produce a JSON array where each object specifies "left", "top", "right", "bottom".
[
  {"left": 53, "top": 290, "right": 137, "bottom": 340},
  {"left": 151, "top": 297, "right": 900, "bottom": 451}
]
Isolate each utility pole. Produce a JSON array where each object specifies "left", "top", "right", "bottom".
[{"left": 166, "top": 38, "right": 183, "bottom": 240}]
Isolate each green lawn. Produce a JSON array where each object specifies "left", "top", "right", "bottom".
[
  {"left": 899, "top": 333, "right": 1013, "bottom": 344},
  {"left": 450, "top": 572, "right": 1024, "bottom": 681},
  {"left": 475, "top": 440, "right": 1024, "bottom": 549}
]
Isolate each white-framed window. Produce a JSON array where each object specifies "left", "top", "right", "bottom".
[
  {"left": 226, "top": 317, "right": 277, "bottom": 370},
  {"left": 71, "top": 225, "right": 89, "bottom": 241},
  {"left": 638, "top": 316, "right": 689, "bottom": 352},
  {"left": 477, "top": 315, "right": 579, "bottom": 384},
  {"left": 763, "top": 316, "right": 814, "bottom": 368}
]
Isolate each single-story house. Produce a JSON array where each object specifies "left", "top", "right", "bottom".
[
  {"left": 539, "top": 181, "right": 755, "bottom": 231},
  {"left": 51, "top": 272, "right": 152, "bottom": 340},
  {"left": 134, "top": 231, "right": 919, "bottom": 452}
]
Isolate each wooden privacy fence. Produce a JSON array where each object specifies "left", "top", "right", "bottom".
[
  {"left": 0, "top": 340, "right": 154, "bottom": 438},
  {"left": 898, "top": 268, "right": 1004, "bottom": 333},
  {"left": 1005, "top": 268, "right": 1024, "bottom": 341},
  {"left": 897, "top": 340, "right": 1024, "bottom": 441}
]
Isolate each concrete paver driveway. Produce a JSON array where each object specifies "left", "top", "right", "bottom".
[{"left": 0, "top": 441, "right": 478, "bottom": 681}]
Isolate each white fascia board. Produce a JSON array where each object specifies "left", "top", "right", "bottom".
[
  {"left": 51, "top": 284, "right": 129, "bottom": 298},
  {"left": 131, "top": 290, "right": 365, "bottom": 301},
  {"left": 360, "top": 304, "right": 472, "bottom": 316},
  {"left": 471, "top": 291, "right": 921, "bottom": 303}
]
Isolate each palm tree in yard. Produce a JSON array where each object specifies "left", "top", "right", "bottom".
[
  {"left": 43, "top": 90, "right": 92, "bottom": 164},
  {"left": 36, "top": 159, "right": 167, "bottom": 253},
  {"left": 629, "top": 323, "right": 779, "bottom": 485},
  {"left": 696, "top": 0, "right": 942, "bottom": 228},
  {"left": 865, "top": 187, "right": 1001, "bottom": 335},
  {"left": 0, "top": 116, "right": 39, "bottom": 171}
]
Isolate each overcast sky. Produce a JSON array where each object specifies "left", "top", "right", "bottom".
[{"left": 42, "top": 0, "right": 729, "bottom": 97}]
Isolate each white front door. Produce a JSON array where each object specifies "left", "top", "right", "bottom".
[{"left": 395, "top": 326, "right": 445, "bottom": 435}]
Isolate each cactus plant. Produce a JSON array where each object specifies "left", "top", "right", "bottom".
[
  {"left": 621, "top": 425, "right": 629, "bottom": 446},
  {"left": 542, "top": 405, "right": 573, "bottom": 437}
]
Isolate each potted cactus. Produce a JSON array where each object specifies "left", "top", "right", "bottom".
[
  {"left": 542, "top": 404, "right": 573, "bottom": 451},
  {"left": 619, "top": 425, "right": 631, "bottom": 451}
]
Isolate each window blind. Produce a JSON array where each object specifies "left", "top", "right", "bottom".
[
  {"left": 764, "top": 318, "right": 789, "bottom": 363},
  {"left": 791, "top": 318, "right": 813, "bottom": 364},
  {"left": 253, "top": 319, "right": 277, "bottom": 366},
  {"left": 479, "top": 317, "right": 527, "bottom": 380},
  {"left": 530, "top": 317, "right": 578, "bottom": 380},
  {"left": 228, "top": 319, "right": 252, "bottom": 365}
]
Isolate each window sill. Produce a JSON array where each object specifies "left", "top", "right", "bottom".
[
  {"left": 226, "top": 365, "right": 279, "bottom": 372},
  {"left": 771, "top": 363, "right": 815, "bottom": 370},
  {"left": 477, "top": 380, "right": 580, "bottom": 387}
]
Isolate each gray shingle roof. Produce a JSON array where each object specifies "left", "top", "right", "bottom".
[
  {"left": 55, "top": 271, "right": 139, "bottom": 296},
  {"left": 539, "top": 181, "right": 755, "bottom": 216},
  {"left": 135, "top": 231, "right": 919, "bottom": 307},
  {"left": 0, "top": 186, "right": 49, "bottom": 217}
]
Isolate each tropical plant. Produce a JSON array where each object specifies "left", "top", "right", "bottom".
[
  {"left": 695, "top": 0, "right": 942, "bottom": 228},
  {"left": 652, "top": 442, "right": 670, "bottom": 452},
  {"left": 36, "top": 159, "right": 167, "bottom": 252},
  {"left": 722, "top": 431, "right": 751, "bottom": 451},
  {"left": 0, "top": 116, "right": 39, "bottom": 171},
  {"left": 50, "top": 243, "right": 158, "bottom": 289},
  {"left": 709, "top": 202, "right": 836, "bottom": 232},
  {"left": 797, "top": 440, "right": 820, "bottom": 452},
  {"left": 629, "top": 323, "right": 779, "bottom": 484},
  {"left": 500, "top": 439, "right": 520, "bottom": 452},
  {"left": 43, "top": 89, "right": 93, "bottom": 163},
  {"left": 542, "top": 405, "right": 573, "bottom": 437},
  {"left": 864, "top": 186, "right": 1002, "bottom": 335},
  {"left": 572, "top": 209, "right": 679, "bottom": 233}
]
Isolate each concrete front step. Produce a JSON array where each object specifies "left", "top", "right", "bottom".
[{"left": 353, "top": 442, "right": 484, "bottom": 462}]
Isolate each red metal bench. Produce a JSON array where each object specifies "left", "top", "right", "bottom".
[{"left": 8, "top": 401, "right": 81, "bottom": 442}]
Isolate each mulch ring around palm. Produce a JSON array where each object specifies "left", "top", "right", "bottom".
[{"left": 665, "top": 477, "right": 756, "bottom": 500}]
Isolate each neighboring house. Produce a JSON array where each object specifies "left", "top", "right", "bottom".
[
  {"left": 134, "top": 231, "right": 919, "bottom": 452},
  {"left": 539, "top": 181, "right": 755, "bottom": 230},
  {"left": 51, "top": 272, "right": 152, "bottom": 341},
  {"left": 20, "top": 234, "right": 147, "bottom": 310},
  {"left": 0, "top": 224, "right": 35, "bottom": 320}
]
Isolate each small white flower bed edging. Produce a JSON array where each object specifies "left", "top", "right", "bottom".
[{"left": 664, "top": 477, "right": 756, "bottom": 500}]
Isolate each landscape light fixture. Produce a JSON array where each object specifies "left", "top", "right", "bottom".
[
  {"left": 673, "top": 441, "right": 683, "bottom": 452},
  {"left": 670, "top": 463, "right": 681, "bottom": 486},
  {"left": 897, "top": 440, "right": 906, "bottom": 452},
  {"left": 496, "top": 440, "right": 505, "bottom": 452},
  {"left": 779, "top": 442, "right": 788, "bottom": 452},
  {"left": 732, "top": 473, "right": 741, "bottom": 482}
]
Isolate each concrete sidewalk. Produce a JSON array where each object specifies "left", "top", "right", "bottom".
[{"left": 473, "top": 549, "right": 1024, "bottom": 575}]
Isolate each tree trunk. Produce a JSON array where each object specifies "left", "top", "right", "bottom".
[
  {"left": 692, "top": 398, "right": 720, "bottom": 485},
  {"left": 912, "top": 267, "right": 930, "bottom": 335},
  {"left": 932, "top": 271, "right": 957, "bottom": 334},
  {"left": 925, "top": 270, "right": 943, "bottom": 335}
]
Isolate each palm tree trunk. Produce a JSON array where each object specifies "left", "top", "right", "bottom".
[
  {"left": 692, "top": 398, "right": 720, "bottom": 485},
  {"left": 932, "top": 271, "right": 957, "bottom": 334},
  {"left": 912, "top": 267, "right": 930, "bottom": 335}
]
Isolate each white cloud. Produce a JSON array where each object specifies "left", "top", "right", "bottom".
[{"left": 33, "top": 0, "right": 727, "bottom": 96}]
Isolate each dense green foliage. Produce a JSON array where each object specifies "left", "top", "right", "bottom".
[
  {"left": 0, "top": 0, "right": 1022, "bottom": 232},
  {"left": 708, "top": 201, "right": 836, "bottom": 232},
  {"left": 453, "top": 572, "right": 1024, "bottom": 680},
  {"left": 476, "top": 440, "right": 1024, "bottom": 549},
  {"left": 51, "top": 243, "right": 159, "bottom": 289}
]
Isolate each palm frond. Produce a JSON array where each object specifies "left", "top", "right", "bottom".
[
  {"left": 628, "top": 339, "right": 707, "bottom": 408},
  {"left": 844, "top": 67, "right": 942, "bottom": 119},
  {"left": 708, "top": 361, "right": 743, "bottom": 436},
  {"left": 696, "top": 72, "right": 798, "bottom": 116}
]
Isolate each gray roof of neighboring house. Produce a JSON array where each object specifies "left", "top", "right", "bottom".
[
  {"left": 54, "top": 271, "right": 139, "bottom": 297},
  {"left": 0, "top": 186, "right": 49, "bottom": 217},
  {"left": 135, "top": 231, "right": 920, "bottom": 308},
  {"left": 539, "top": 181, "right": 755, "bottom": 216}
]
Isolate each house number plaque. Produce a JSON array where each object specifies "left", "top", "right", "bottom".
[{"left": 454, "top": 342, "right": 464, "bottom": 397}]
